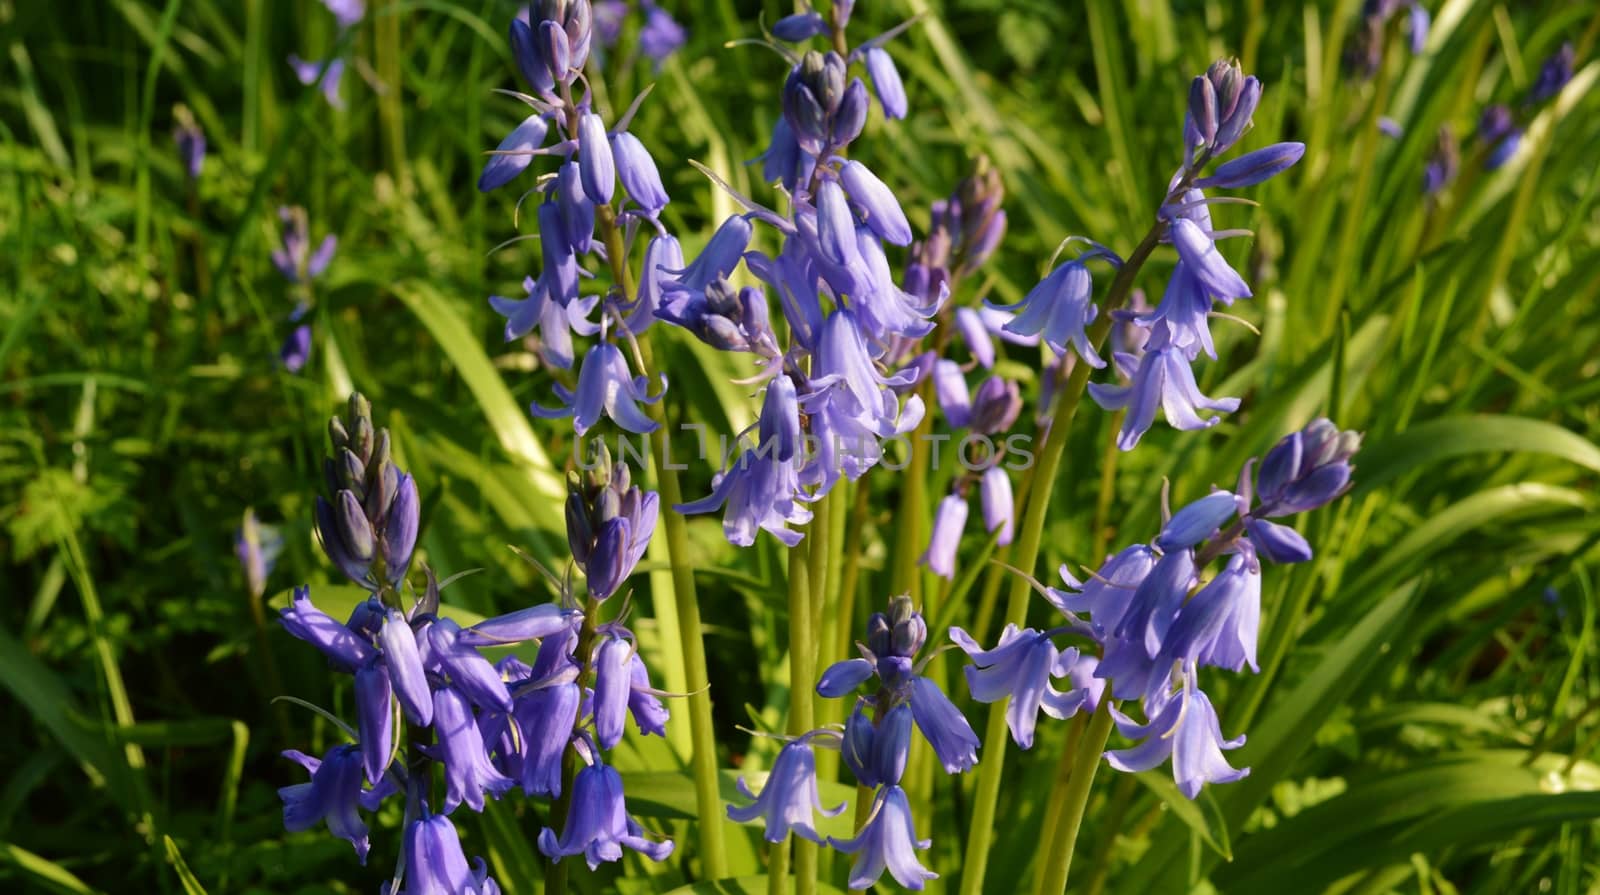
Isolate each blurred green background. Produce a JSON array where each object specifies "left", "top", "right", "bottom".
[{"left": 3, "top": 0, "right": 1600, "bottom": 892}]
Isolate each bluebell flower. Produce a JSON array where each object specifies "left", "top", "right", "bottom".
[
  {"left": 288, "top": 55, "right": 346, "bottom": 109},
  {"left": 921, "top": 494, "right": 967, "bottom": 580},
  {"left": 172, "top": 109, "right": 205, "bottom": 181},
  {"left": 969, "top": 376, "right": 1022, "bottom": 436},
  {"left": 379, "top": 608, "right": 434, "bottom": 724},
  {"left": 622, "top": 233, "right": 682, "bottom": 333},
  {"left": 657, "top": 276, "right": 780, "bottom": 356},
  {"left": 627, "top": 650, "right": 670, "bottom": 737},
  {"left": 1089, "top": 342, "right": 1241, "bottom": 450},
  {"left": 1045, "top": 545, "right": 1158, "bottom": 637},
  {"left": 1529, "top": 42, "right": 1575, "bottom": 105},
  {"left": 279, "top": 745, "right": 385, "bottom": 863},
  {"left": 638, "top": 1, "right": 687, "bottom": 63},
  {"left": 980, "top": 466, "right": 1015, "bottom": 545},
  {"left": 321, "top": 0, "right": 364, "bottom": 29},
  {"left": 678, "top": 376, "right": 812, "bottom": 546},
  {"left": 839, "top": 160, "right": 912, "bottom": 246},
  {"left": 1110, "top": 547, "right": 1196, "bottom": 660},
  {"left": 863, "top": 47, "right": 907, "bottom": 120},
  {"left": 271, "top": 206, "right": 337, "bottom": 284},
  {"left": 772, "top": 11, "right": 828, "bottom": 42},
  {"left": 726, "top": 737, "right": 845, "bottom": 842},
  {"left": 1169, "top": 218, "right": 1251, "bottom": 303},
  {"left": 538, "top": 762, "right": 674, "bottom": 868},
  {"left": 427, "top": 617, "right": 513, "bottom": 712},
  {"left": 458, "top": 603, "right": 583, "bottom": 647},
  {"left": 952, "top": 625, "right": 1093, "bottom": 749},
  {"left": 488, "top": 275, "right": 600, "bottom": 370},
  {"left": 424, "top": 685, "right": 514, "bottom": 814},
  {"left": 354, "top": 660, "right": 393, "bottom": 783},
  {"left": 592, "top": 634, "right": 636, "bottom": 749},
  {"left": 909, "top": 675, "right": 980, "bottom": 773},
  {"left": 840, "top": 702, "right": 880, "bottom": 787},
  {"left": 479, "top": 114, "right": 550, "bottom": 192},
  {"left": 1479, "top": 104, "right": 1522, "bottom": 170},
  {"left": 1422, "top": 126, "right": 1459, "bottom": 195},
  {"left": 1105, "top": 672, "right": 1248, "bottom": 799},
  {"left": 279, "top": 324, "right": 313, "bottom": 373},
  {"left": 1156, "top": 490, "right": 1238, "bottom": 551},
  {"left": 1156, "top": 552, "right": 1262, "bottom": 674},
  {"left": 1194, "top": 142, "right": 1305, "bottom": 190},
  {"left": 391, "top": 809, "right": 501, "bottom": 894},
  {"left": 611, "top": 131, "right": 669, "bottom": 212},
  {"left": 871, "top": 703, "right": 915, "bottom": 787},
  {"left": 280, "top": 586, "right": 377, "bottom": 672},
  {"left": 830, "top": 785, "right": 937, "bottom": 891},
  {"left": 666, "top": 214, "right": 753, "bottom": 293},
  {"left": 509, "top": 629, "right": 581, "bottom": 796},
  {"left": 235, "top": 508, "right": 283, "bottom": 600},
  {"left": 1246, "top": 517, "right": 1312, "bottom": 564},
  {"left": 990, "top": 258, "right": 1106, "bottom": 366},
  {"left": 531, "top": 341, "right": 663, "bottom": 435}
]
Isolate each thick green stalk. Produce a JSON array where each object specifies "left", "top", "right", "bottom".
[
  {"left": 957, "top": 227, "right": 1162, "bottom": 895},
  {"left": 375, "top": 0, "right": 410, "bottom": 188},
  {"left": 787, "top": 537, "right": 818, "bottom": 895},
  {"left": 1027, "top": 714, "right": 1086, "bottom": 895},
  {"left": 1033, "top": 702, "right": 1116, "bottom": 895}
]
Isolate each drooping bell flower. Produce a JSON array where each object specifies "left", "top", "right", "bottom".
[
  {"left": 726, "top": 736, "right": 845, "bottom": 843},
  {"left": 1105, "top": 671, "right": 1249, "bottom": 799},
  {"left": 531, "top": 341, "right": 664, "bottom": 436},
  {"left": 952, "top": 625, "right": 1093, "bottom": 749},
  {"left": 538, "top": 762, "right": 674, "bottom": 869},
  {"left": 278, "top": 745, "right": 384, "bottom": 863},
  {"left": 989, "top": 259, "right": 1106, "bottom": 367},
  {"left": 271, "top": 206, "right": 337, "bottom": 284},
  {"left": 1088, "top": 342, "right": 1241, "bottom": 451},
  {"left": 677, "top": 376, "right": 812, "bottom": 546},
  {"left": 920, "top": 494, "right": 967, "bottom": 580},
  {"left": 393, "top": 808, "right": 502, "bottom": 894},
  {"left": 425, "top": 685, "right": 515, "bottom": 814},
  {"left": 829, "top": 785, "right": 937, "bottom": 891},
  {"left": 478, "top": 113, "right": 550, "bottom": 192}
]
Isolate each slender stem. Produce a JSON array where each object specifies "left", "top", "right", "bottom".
[
  {"left": 640, "top": 336, "right": 730, "bottom": 878},
  {"left": 787, "top": 536, "right": 818, "bottom": 895},
  {"left": 1028, "top": 713, "right": 1087, "bottom": 895},
  {"left": 957, "top": 226, "right": 1163, "bottom": 895},
  {"left": 1034, "top": 701, "right": 1116, "bottom": 895},
  {"left": 1090, "top": 410, "right": 1125, "bottom": 563},
  {"left": 1080, "top": 773, "right": 1138, "bottom": 895},
  {"left": 375, "top": 0, "right": 410, "bottom": 189},
  {"left": 768, "top": 837, "right": 792, "bottom": 895}
]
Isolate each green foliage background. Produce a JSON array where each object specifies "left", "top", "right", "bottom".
[{"left": 2, "top": 0, "right": 1599, "bottom": 892}]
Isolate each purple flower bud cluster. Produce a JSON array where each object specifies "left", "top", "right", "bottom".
[
  {"left": 1476, "top": 39, "right": 1572, "bottom": 175},
  {"left": 948, "top": 419, "right": 1359, "bottom": 799},
  {"left": 660, "top": 13, "right": 979, "bottom": 547},
  {"left": 727, "top": 596, "right": 979, "bottom": 890},
  {"left": 478, "top": 2, "right": 683, "bottom": 445},
  {"left": 314, "top": 394, "right": 419, "bottom": 590},
  {"left": 1031, "top": 59, "right": 1305, "bottom": 451},
  {"left": 287, "top": 2, "right": 364, "bottom": 109},
  {"left": 271, "top": 205, "right": 336, "bottom": 373},
  {"left": 1422, "top": 126, "right": 1459, "bottom": 196},
  {"left": 279, "top": 393, "right": 675, "bottom": 884}
]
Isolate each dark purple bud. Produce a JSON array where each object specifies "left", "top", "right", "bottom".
[
  {"left": 1199, "top": 142, "right": 1304, "bottom": 188},
  {"left": 563, "top": 0, "right": 594, "bottom": 71},
  {"left": 1529, "top": 42, "right": 1574, "bottom": 105},
  {"left": 891, "top": 611, "right": 927, "bottom": 659},
  {"left": 864, "top": 47, "right": 907, "bottom": 119},
  {"left": 279, "top": 324, "right": 313, "bottom": 373},
  {"left": 173, "top": 108, "right": 205, "bottom": 181},
  {"left": 611, "top": 132, "right": 668, "bottom": 212},
  {"left": 840, "top": 160, "right": 911, "bottom": 246},
  {"left": 841, "top": 703, "right": 878, "bottom": 787},
  {"left": 577, "top": 111, "right": 615, "bottom": 204},
  {"left": 1486, "top": 129, "right": 1522, "bottom": 170},
  {"left": 874, "top": 704, "right": 914, "bottom": 787},
  {"left": 1156, "top": 491, "right": 1237, "bottom": 550},
  {"left": 538, "top": 19, "right": 571, "bottom": 85},
  {"left": 587, "top": 517, "right": 631, "bottom": 600},
  {"left": 1254, "top": 418, "right": 1360, "bottom": 516},
  {"left": 865, "top": 611, "right": 893, "bottom": 658},
  {"left": 1247, "top": 517, "right": 1313, "bottom": 563},
  {"left": 556, "top": 161, "right": 595, "bottom": 254},
  {"left": 316, "top": 495, "right": 371, "bottom": 584},
  {"left": 354, "top": 660, "right": 393, "bottom": 784},
  {"left": 772, "top": 11, "right": 827, "bottom": 42},
  {"left": 817, "top": 658, "right": 875, "bottom": 697},
  {"left": 1207, "top": 59, "right": 1245, "bottom": 121},
  {"left": 831, "top": 78, "right": 869, "bottom": 148},
  {"left": 511, "top": 18, "right": 554, "bottom": 95},
  {"left": 1477, "top": 104, "right": 1512, "bottom": 145},
  {"left": 382, "top": 473, "right": 418, "bottom": 584},
  {"left": 1188, "top": 75, "right": 1218, "bottom": 149},
  {"left": 336, "top": 490, "right": 375, "bottom": 563},
  {"left": 968, "top": 376, "right": 1022, "bottom": 435},
  {"left": 782, "top": 73, "right": 828, "bottom": 154},
  {"left": 566, "top": 490, "right": 594, "bottom": 564},
  {"left": 1213, "top": 76, "right": 1261, "bottom": 152}
]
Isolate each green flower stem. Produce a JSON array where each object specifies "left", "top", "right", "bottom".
[
  {"left": 768, "top": 839, "right": 791, "bottom": 895},
  {"left": 1033, "top": 701, "right": 1116, "bottom": 895},
  {"left": 787, "top": 535, "right": 819, "bottom": 895},
  {"left": 596, "top": 185, "right": 726, "bottom": 875},
  {"left": 957, "top": 225, "right": 1163, "bottom": 895},
  {"left": 1080, "top": 773, "right": 1139, "bottom": 895},
  {"left": 1027, "top": 713, "right": 1086, "bottom": 895}
]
